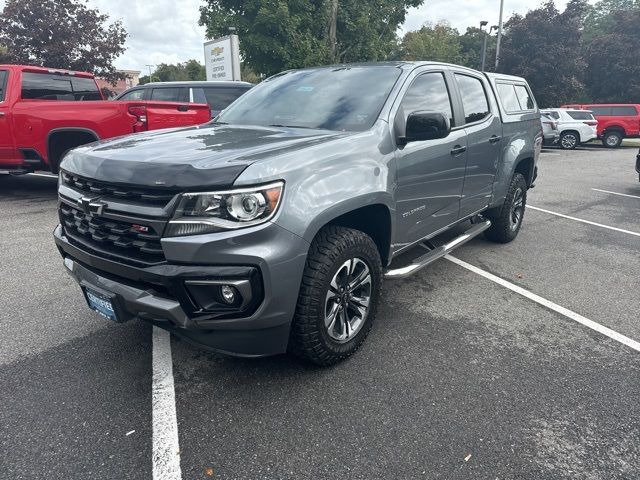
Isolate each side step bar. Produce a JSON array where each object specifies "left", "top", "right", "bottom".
[{"left": 384, "top": 220, "right": 491, "bottom": 280}]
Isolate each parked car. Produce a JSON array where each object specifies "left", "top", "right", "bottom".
[
  {"left": 116, "top": 81, "right": 253, "bottom": 117},
  {"left": 0, "top": 65, "right": 211, "bottom": 174},
  {"left": 541, "top": 108, "right": 598, "bottom": 150},
  {"left": 54, "top": 62, "right": 542, "bottom": 365},
  {"left": 562, "top": 103, "right": 640, "bottom": 148},
  {"left": 541, "top": 112, "right": 559, "bottom": 146}
]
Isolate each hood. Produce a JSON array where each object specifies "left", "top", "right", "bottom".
[{"left": 61, "top": 123, "right": 352, "bottom": 189}]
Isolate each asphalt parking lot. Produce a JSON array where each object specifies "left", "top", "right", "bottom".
[{"left": 1, "top": 145, "right": 639, "bottom": 480}]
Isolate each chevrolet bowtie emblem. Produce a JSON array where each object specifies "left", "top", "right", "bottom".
[{"left": 78, "top": 196, "right": 107, "bottom": 216}]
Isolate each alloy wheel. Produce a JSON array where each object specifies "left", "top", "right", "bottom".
[
  {"left": 510, "top": 187, "right": 524, "bottom": 231},
  {"left": 324, "top": 258, "right": 372, "bottom": 343},
  {"left": 561, "top": 133, "right": 577, "bottom": 149}
]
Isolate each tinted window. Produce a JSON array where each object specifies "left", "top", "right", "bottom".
[
  {"left": 119, "top": 89, "right": 145, "bottom": 100},
  {"left": 202, "top": 87, "right": 250, "bottom": 110},
  {"left": 589, "top": 106, "right": 612, "bottom": 116},
  {"left": 150, "top": 87, "right": 187, "bottom": 102},
  {"left": 547, "top": 111, "right": 560, "bottom": 119},
  {"left": 21, "top": 72, "right": 100, "bottom": 101},
  {"left": 611, "top": 106, "right": 638, "bottom": 116},
  {"left": 567, "top": 111, "right": 595, "bottom": 120},
  {"left": 0, "top": 70, "right": 7, "bottom": 102},
  {"left": 455, "top": 74, "right": 490, "bottom": 123},
  {"left": 192, "top": 88, "right": 207, "bottom": 104},
  {"left": 218, "top": 67, "right": 401, "bottom": 132},
  {"left": 497, "top": 83, "right": 521, "bottom": 112},
  {"left": 398, "top": 73, "right": 453, "bottom": 122},
  {"left": 514, "top": 85, "right": 534, "bottom": 110}
]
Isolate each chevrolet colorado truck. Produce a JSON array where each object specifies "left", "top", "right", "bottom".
[
  {"left": 54, "top": 62, "right": 542, "bottom": 365},
  {"left": 0, "top": 65, "right": 211, "bottom": 174}
]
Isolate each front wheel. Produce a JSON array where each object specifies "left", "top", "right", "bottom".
[
  {"left": 289, "top": 226, "right": 382, "bottom": 366},
  {"left": 484, "top": 173, "right": 527, "bottom": 243},
  {"left": 603, "top": 131, "right": 623, "bottom": 148}
]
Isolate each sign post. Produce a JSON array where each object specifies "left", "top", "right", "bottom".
[{"left": 204, "top": 35, "right": 241, "bottom": 81}]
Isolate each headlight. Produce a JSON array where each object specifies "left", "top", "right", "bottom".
[{"left": 165, "top": 181, "right": 284, "bottom": 237}]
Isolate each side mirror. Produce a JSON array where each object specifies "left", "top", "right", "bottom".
[{"left": 402, "top": 111, "right": 451, "bottom": 144}]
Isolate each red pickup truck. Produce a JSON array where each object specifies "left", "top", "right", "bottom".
[
  {"left": 562, "top": 103, "right": 640, "bottom": 148},
  {"left": 0, "top": 65, "right": 211, "bottom": 173}
]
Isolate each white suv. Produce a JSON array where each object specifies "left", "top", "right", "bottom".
[{"left": 541, "top": 108, "right": 598, "bottom": 150}]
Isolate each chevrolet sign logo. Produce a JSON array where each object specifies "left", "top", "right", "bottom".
[{"left": 78, "top": 196, "right": 107, "bottom": 216}]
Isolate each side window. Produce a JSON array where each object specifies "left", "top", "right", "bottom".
[
  {"left": 589, "top": 106, "right": 612, "bottom": 116},
  {"left": 514, "top": 85, "right": 534, "bottom": 110},
  {"left": 119, "top": 89, "right": 145, "bottom": 100},
  {"left": 150, "top": 87, "right": 187, "bottom": 102},
  {"left": 548, "top": 111, "right": 560, "bottom": 120},
  {"left": 70, "top": 77, "right": 102, "bottom": 101},
  {"left": 567, "top": 111, "right": 594, "bottom": 121},
  {"left": 398, "top": 72, "right": 453, "bottom": 124},
  {"left": 192, "top": 87, "right": 207, "bottom": 104},
  {"left": 0, "top": 70, "right": 7, "bottom": 102},
  {"left": 202, "top": 87, "right": 251, "bottom": 111},
  {"left": 455, "top": 74, "right": 490, "bottom": 124},
  {"left": 496, "top": 83, "right": 521, "bottom": 113},
  {"left": 611, "top": 106, "right": 638, "bottom": 116}
]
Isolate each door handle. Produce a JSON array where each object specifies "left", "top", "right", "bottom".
[
  {"left": 489, "top": 135, "right": 502, "bottom": 144},
  {"left": 177, "top": 105, "right": 189, "bottom": 112},
  {"left": 0, "top": 112, "right": 5, "bottom": 117},
  {"left": 450, "top": 145, "right": 467, "bottom": 155}
]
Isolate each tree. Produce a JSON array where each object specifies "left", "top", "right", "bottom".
[
  {"left": 138, "top": 60, "right": 207, "bottom": 84},
  {"left": 0, "top": 0, "right": 127, "bottom": 82},
  {"left": 399, "top": 22, "right": 463, "bottom": 64},
  {"left": 584, "top": 0, "right": 640, "bottom": 39},
  {"left": 199, "top": 0, "right": 424, "bottom": 77},
  {"left": 584, "top": 9, "right": 640, "bottom": 102},
  {"left": 459, "top": 27, "right": 497, "bottom": 71},
  {"left": 499, "top": 0, "right": 589, "bottom": 107}
]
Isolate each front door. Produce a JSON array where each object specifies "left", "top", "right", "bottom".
[{"left": 394, "top": 71, "right": 467, "bottom": 248}]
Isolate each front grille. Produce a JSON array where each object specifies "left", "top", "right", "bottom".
[
  {"left": 61, "top": 171, "right": 179, "bottom": 206},
  {"left": 60, "top": 203, "right": 165, "bottom": 266}
]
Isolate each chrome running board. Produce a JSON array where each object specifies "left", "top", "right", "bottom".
[{"left": 384, "top": 220, "right": 491, "bottom": 280}]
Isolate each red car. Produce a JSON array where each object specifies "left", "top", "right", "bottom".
[
  {"left": 0, "top": 65, "right": 211, "bottom": 173},
  {"left": 562, "top": 103, "right": 640, "bottom": 148}
]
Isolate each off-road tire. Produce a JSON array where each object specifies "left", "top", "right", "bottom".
[
  {"left": 289, "top": 226, "right": 382, "bottom": 366},
  {"left": 484, "top": 173, "right": 527, "bottom": 243},
  {"left": 603, "top": 131, "right": 623, "bottom": 148}
]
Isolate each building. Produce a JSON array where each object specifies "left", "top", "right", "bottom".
[{"left": 95, "top": 69, "right": 141, "bottom": 98}]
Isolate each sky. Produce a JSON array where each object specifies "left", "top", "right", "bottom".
[{"left": 1, "top": 0, "right": 583, "bottom": 72}]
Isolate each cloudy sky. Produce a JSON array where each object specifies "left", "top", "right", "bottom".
[{"left": 1, "top": 0, "right": 583, "bottom": 72}]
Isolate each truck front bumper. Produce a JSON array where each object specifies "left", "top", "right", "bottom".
[{"left": 54, "top": 223, "right": 310, "bottom": 357}]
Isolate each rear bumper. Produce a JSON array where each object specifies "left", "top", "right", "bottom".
[{"left": 54, "top": 223, "right": 310, "bottom": 357}]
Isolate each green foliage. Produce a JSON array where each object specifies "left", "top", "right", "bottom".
[
  {"left": 0, "top": 0, "right": 127, "bottom": 82},
  {"left": 585, "top": 8, "right": 640, "bottom": 102},
  {"left": 584, "top": 0, "right": 640, "bottom": 39},
  {"left": 199, "top": 0, "right": 423, "bottom": 77},
  {"left": 140, "top": 60, "right": 206, "bottom": 84},
  {"left": 459, "top": 27, "right": 497, "bottom": 71},
  {"left": 499, "top": 0, "right": 589, "bottom": 107},
  {"left": 400, "top": 22, "right": 464, "bottom": 64}
]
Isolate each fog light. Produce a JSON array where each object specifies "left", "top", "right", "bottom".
[{"left": 220, "top": 285, "right": 237, "bottom": 304}]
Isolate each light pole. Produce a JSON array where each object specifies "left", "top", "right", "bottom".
[
  {"left": 480, "top": 21, "right": 489, "bottom": 72},
  {"left": 145, "top": 64, "right": 155, "bottom": 83},
  {"left": 495, "top": 0, "right": 505, "bottom": 71}
]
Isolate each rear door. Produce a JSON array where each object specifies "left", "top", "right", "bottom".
[
  {"left": 394, "top": 69, "right": 468, "bottom": 245},
  {"left": 149, "top": 87, "right": 188, "bottom": 103},
  {"left": 452, "top": 71, "right": 503, "bottom": 218},
  {"left": 0, "top": 69, "right": 18, "bottom": 165}
]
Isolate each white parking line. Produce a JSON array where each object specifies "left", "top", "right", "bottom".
[
  {"left": 152, "top": 327, "right": 182, "bottom": 480},
  {"left": 528, "top": 205, "right": 640, "bottom": 237},
  {"left": 592, "top": 188, "right": 640, "bottom": 200},
  {"left": 445, "top": 255, "right": 640, "bottom": 353}
]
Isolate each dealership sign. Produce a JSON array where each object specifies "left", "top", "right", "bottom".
[{"left": 204, "top": 35, "right": 241, "bottom": 81}]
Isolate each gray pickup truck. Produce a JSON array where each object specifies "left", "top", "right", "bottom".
[{"left": 54, "top": 62, "right": 542, "bottom": 365}]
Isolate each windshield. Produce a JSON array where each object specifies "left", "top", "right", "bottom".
[{"left": 217, "top": 66, "right": 402, "bottom": 132}]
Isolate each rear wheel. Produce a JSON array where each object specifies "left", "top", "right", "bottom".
[
  {"left": 289, "top": 226, "right": 382, "bottom": 366},
  {"left": 559, "top": 131, "right": 578, "bottom": 150},
  {"left": 484, "top": 173, "right": 527, "bottom": 243},
  {"left": 603, "top": 131, "right": 623, "bottom": 148}
]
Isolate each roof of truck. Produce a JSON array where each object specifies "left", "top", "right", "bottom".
[{"left": 0, "top": 64, "right": 94, "bottom": 78}]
